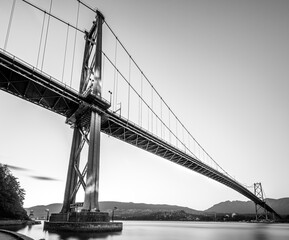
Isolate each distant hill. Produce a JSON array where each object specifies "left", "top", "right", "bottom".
[
  {"left": 205, "top": 198, "right": 289, "bottom": 215},
  {"left": 25, "top": 201, "right": 201, "bottom": 219},
  {"left": 205, "top": 200, "right": 255, "bottom": 214},
  {"left": 26, "top": 203, "right": 62, "bottom": 219},
  {"left": 26, "top": 198, "right": 289, "bottom": 219},
  {"left": 100, "top": 201, "right": 202, "bottom": 214}
]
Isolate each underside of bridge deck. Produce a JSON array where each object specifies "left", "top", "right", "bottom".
[{"left": 0, "top": 48, "right": 281, "bottom": 219}]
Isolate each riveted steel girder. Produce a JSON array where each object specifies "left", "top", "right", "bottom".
[{"left": 0, "top": 47, "right": 281, "bottom": 218}]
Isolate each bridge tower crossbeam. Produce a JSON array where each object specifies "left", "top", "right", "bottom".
[{"left": 254, "top": 182, "right": 268, "bottom": 221}]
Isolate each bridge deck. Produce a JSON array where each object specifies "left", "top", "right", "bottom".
[
  {"left": 0, "top": 49, "right": 280, "bottom": 218},
  {"left": 101, "top": 112, "right": 279, "bottom": 216},
  {"left": 0, "top": 50, "right": 80, "bottom": 117}
]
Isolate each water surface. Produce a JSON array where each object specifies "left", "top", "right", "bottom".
[{"left": 3, "top": 221, "right": 289, "bottom": 240}]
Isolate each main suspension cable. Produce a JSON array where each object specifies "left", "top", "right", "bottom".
[
  {"left": 102, "top": 51, "right": 198, "bottom": 159},
  {"left": 21, "top": 0, "right": 85, "bottom": 33},
  {"left": 77, "top": 0, "right": 99, "bottom": 13},
  {"left": 4, "top": 0, "right": 16, "bottom": 50},
  {"left": 102, "top": 20, "right": 233, "bottom": 176},
  {"left": 41, "top": 0, "right": 53, "bottom": 71},
  {"left": 62, "top": 24, "right": 70, "bottom": 82},
  {"left": 77, "top": 0, "right": 237, "bottom": 181},
  {"left": 70, "top": 0, "right": 80, "bottom": 87},
  {"left": 36, "top": 12, "right": 46, "bottom": 68}
]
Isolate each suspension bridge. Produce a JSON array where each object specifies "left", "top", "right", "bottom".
[{"left": 0, "top": 0, "right": 281, "bottom": 226}]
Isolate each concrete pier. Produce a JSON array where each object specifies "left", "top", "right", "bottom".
[
  {"left": 44, "top": 221, "right": 122, "bottom": 232},
  {"left": 44, "top": 212, "right": 122, "bottom": 232}
]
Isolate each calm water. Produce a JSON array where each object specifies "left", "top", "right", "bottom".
[{"left": 3, "top": 221, "right": 289, "bottom": 240}]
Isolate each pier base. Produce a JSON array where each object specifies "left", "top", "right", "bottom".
[{"left": 44, "top": 212, "right": 122, "bottom": 232}]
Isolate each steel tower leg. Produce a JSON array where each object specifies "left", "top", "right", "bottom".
[
  {"left": 82, "top": 10, "right": 103, "bottom": 211},
  {"left": 61, "top": 128, "right": 82, "bottom": 213},
  {"left": 82, "top": 10, "right": 103, "bottom": 212},
  {"left": 59, "top": 10, "right": 104, "bottom": 213},
  {"left": 82, "top": 111, "right": 101, "bottom": 211}
]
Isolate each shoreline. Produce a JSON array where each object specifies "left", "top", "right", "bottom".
[{"left": 0, "top": 220, "right": 41, "bottom": 226}]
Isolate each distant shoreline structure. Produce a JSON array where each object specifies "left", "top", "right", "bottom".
[{"left": 24, "top": 198, "right": 289, "bottom": 222}]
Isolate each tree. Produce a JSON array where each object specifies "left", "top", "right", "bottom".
[{"left": 0, "top": 164, "right": 28, "bottom": 220}]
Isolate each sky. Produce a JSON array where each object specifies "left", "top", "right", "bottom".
[{"left": 0, "top": 0, "right": 289, "bottom": 211}]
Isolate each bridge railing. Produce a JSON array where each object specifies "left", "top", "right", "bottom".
[{"left": 0, "top": 47, "right": 80, "bottom": 98}]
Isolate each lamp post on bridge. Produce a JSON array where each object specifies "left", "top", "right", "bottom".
[
  {"left": 108, "top": 91, "right": 112, "bottom": 105},
  {"left": 112, "top": 207, "right": 117, "bottom": 222}
]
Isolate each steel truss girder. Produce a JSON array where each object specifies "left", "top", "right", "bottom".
[
  {"left": 0, "top": 50, "right": 80, "bottom": 117},
  {"left": 100, "top": 111, "right": 281, "bottom": 218},
  {"left": 0, "top": 46, "right": 281, "bottom": 217}
]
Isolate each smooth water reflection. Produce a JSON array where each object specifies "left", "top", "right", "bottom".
[{"left": 2, "top": 221, "right": 289, "bottom": 240}]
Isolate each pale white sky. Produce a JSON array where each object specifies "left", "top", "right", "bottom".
[{"left": 0, "top": 0, "right": 288, "bottom": 211}]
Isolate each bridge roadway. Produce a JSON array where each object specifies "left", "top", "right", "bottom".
[{"left": 0, "top": 49, "right": 281, "bottom": 218}]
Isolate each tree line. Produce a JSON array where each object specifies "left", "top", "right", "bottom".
[{"left": 0, "top": 164, "right": 28, "bottom": 220}]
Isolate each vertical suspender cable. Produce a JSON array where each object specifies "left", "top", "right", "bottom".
[
  {"left": 176, "top": 117, "right": 178, "bottom": 147},
  {"left": 156, "top": 97, "right": 158, "bottom": 136},
  {"left": 182, "top": 127, "right": 184, "bottom": 151},
  {"left": 4, "top": 0, "right": 16, "bottom": 50},
  {"left": 36, "top": 12, "right": 46, "bottom": 69},
  {"left": 193, "top": 137, "right": 196, "bottom": 157},
  {"left": 115, "top": 71, "right": 119, "bottom": 112},
  {"left": 138, "top": 74, "right": 141, "bottom": 125},
  {"left": 127, "top": 56, "right": 131, "bottom": 120},
  {"left": 201, "top": 149, "right": 204, "bottom": 163},
  {"left": 151, "top": 87, "right": 153, "bottom": 133},
  {"left": 148, "top": 101, "right": 150, "bottom": 131},
  {"left": 102, "top": 53, "right": 105, "bottom": 93},
  {"left": 41, "top": 0, "right": 53, "bottom": 71},
  {"left": 70, "top": 0, "right": 80, "bottom": 87},
  {"left": 62, "top": 24, "right": 70, "bottom": 82},
  {"left": 168, "top": 109, "right": 171, "bottom": 143},
  {"left": 160, "top": 98, "right": 163, "bottom": 139},
  {"left": 140, "top": 72, "right": 143, "bottom": 127},
  {"left": 113, "top": 38, "right": 118, "bottom": 110},
  {"left": 188, "top": 132, "right": 190, "bottom": 154},
  {"left": 147, "top": 85, "right": 149, "bottom": 130}
]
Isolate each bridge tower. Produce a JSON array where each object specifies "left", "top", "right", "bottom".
[
  {"left": 44, "top": 10, "right": 122, "bottom": 232},
  {"left": 60, "top": 9, "right": 105, "bottom": 214},
  {"left": 254, "top": 182, "right": 268, "bottom": 221}
]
